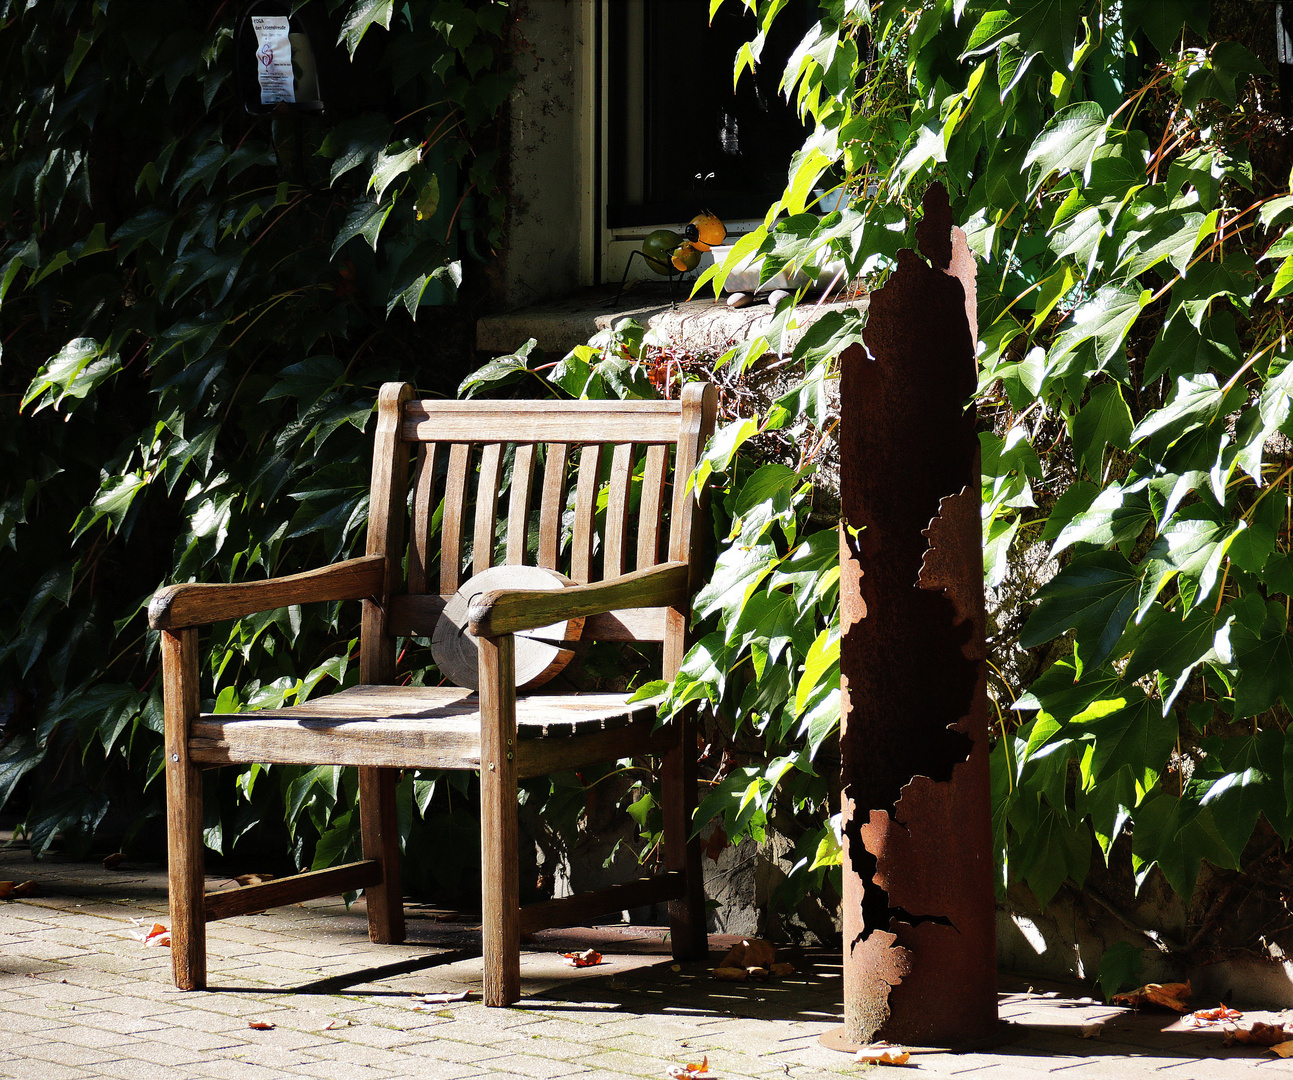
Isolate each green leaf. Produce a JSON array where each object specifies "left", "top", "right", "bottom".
[
  {"left": 1181, "top": 42, "right": 1267, "bottom": 110},
  {"left": 22, "top": 338, "right": 122, "bottom": 413},
  {"left": 1074, "top": 693, "right": 1175, "bottom": 788},
  {"left": 1024, "top": 101, "right": 1107, "bottom": 193},
  {"left": 1196, "top": 730, "right": 1285, "bottom": 857},
  {"left": 1049, "top": 285, "right": 1149, "bottom": 372},
  {"left": 1136, "top": 508, "right": 1244, "bottom": 618},
  {"left": 369, "top": 144, "right": 420, "bottom": 200},
  {"left": 1131, "top": 791, "right": 1236, "bottom": 898},
  {"left": 1094, "top": 942, "right": 1145, "bottom": 1002},
  {"left": 331, "top": 199, "right": 394, "bottom": 257},
  {"left": 1013, "top": 796, "right": 1091, "bottom": 908},
  {"left": 1130, "top": 374, "right": 1236, "bottom": 447},
  {"left": 1122, "top": 0, "right": 1208, "bottom": 55},
  {"left": 1020, "top": 550, "right": 1140, "bottom": 669},
  {"left": 1050, "top": 479, "right": 1152, "bottom": 557},
  {"left": 1124, "top": 605, "right": 1230, "bottom": 714},
  {"left": 1070, "top": 383, "right": 1133, "bottom": 480},
  {"left": 341, "top": 0, "right": 394, "bottom": 55},
  {"left": 1232, "top": 633, "right": 1293, "bottom": 719}
]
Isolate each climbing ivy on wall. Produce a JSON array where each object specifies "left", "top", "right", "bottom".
[
  {"left": 687, "top": 0, "right": 1293, "bottom": 965},
  {"left": 0, "top": 0, "right": 512, "bottom": 891}
]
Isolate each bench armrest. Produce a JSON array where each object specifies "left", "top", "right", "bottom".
[
  {"left": 148, "top": 555, "right": 386, "bottom": 631},
  {"left": 468, "top": 562, "right": 690, "bottom": 638}
]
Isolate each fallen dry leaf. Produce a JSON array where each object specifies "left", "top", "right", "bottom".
[
  {"left": 745, "top": 966, "right": 769, "bottom": 981},
  {"left": 248, "top": 1020, "right": 276, "bottom": 1030},
  {"left": 1078, "top": 1023, "right": 1105, "bottom": 1039},
  {"left": 770, "top": 962, "right": 795, "bottom": 977},
  {"left": 321, "top": 1019, "right": 352, "bottom": 1030},
  {"left": 235, "top": 873, "right": 275, "bottom": 887},
  {"left": 102, "top": 853, "right": 125, "bottom": 870},
  {"left": 740, "top": 939, "right": 776, "bottom": 968},
  {"left": 854, "top": 1046, "right": 912, "bottom": 1066},
  {"left": 141, "top": 922, "right": 171, "bottom": 947},
  {"left": 0, "top": 881, "right": 12, "bottom": 899},
  {"left": 1189, "top": 1004, "right": 1243, "bottom": 1026},
  {"left": 11, "top": 881, "right": 37, "bottom": 898},
  {"left": 1267, "top": 1040, "right": 1293, "bottom": 1058},
  {"left": 1112, "top": 980, "right": 1191, "bottom": 1012},
  {"left": 718, "top": 943, "right": 747, "bottom": 969},
  {"left": 563, "top": 949, "right": 602, "bottom": 968},
  {"left": 665, "top": 1054, "right": 710, "bottom": 1079},
  {"left": 712, "top": 966, "right": 747, "bottom": 982},
  {"left": 1224, "top": 1022, "right": 1288, "bottom": 1047},
  {"left": 411, "top": 990, "right": 471, "bottom": 1006}
]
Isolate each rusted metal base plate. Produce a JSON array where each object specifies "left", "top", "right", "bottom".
[{"left": 818, "top": 1020, "right": 1024, "bottom": 1055}]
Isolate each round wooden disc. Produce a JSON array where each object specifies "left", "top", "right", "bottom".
[{"left": 431, "top": 565, "right": 584, "bottom": 691}]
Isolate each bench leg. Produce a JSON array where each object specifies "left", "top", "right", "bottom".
[
  {"left": 162, "top": 628, "right": 206, "bottom": 990},
  {"left": 662, "top": 707, "right": 708, "bottom": 961},
  {"left": 359, "top": 766, "right": 405, "bottom": 944},
  {"left": 480, "top": 634, "right": 521, "bottom": 1006}
]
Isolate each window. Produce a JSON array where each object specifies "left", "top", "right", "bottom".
[{"left": 592, "top": 0, "right": 814, "bottom": 282}]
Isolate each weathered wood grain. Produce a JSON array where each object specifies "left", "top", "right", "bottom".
[
  {"left": 537, "top": 443, "right": 569, "bottom": 571},
  {"left": 204, "top": 860, "right": 382, "bottom": 921},
  {"left": 149, "top": 556, "right": 384, "bottom": 631},
  {"left": 571, "top": 444, "right": 603, "bottom": 583},
  {"left": 469, "top": 562, "right": 689, "bottom": 637},
  {"left": 163, "top": 627, "right": 205, "bottom": 991},
  {"left": 479, "top": 634, "right": 520, "bottom": 1006},
  {"left": 403, "top": 400, "right": 684, "bottom": 443},
  {"left": 603, "top": 443, "right": 634, "bottom": 579},
  {"left": 473, "top": 443, "right": 503, "bottom": 576},
  {"left": 518, "top": 872, "right": 685, "bottom": 933},
  {"left": 440, "top": 443, "right": 472, "bottom": 594},
  {"left": 505, "top": 444, "right": 536, "bottom": 565}
]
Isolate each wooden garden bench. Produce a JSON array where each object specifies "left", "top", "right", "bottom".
[{"left": 149, "top": 381, "right": 717, "bottom": 1006}]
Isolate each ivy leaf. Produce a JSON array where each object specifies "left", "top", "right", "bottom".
[
  {"left": 1181, "top": 42, "right": 1268, "bottom": 110},
  {"left": 1050, "top": 479, "right": 1152, "bottom": 557},
  {"left": 1020, "top": 550, "right": 1140, "bottom": 669},
  {"left": 1131, "top": 791, "right": 1236, "bottom": 898},
  {"left": 1124, "top": 605, "right": 1230, "bottom": 714},
  {"left": 21, "top": 337, "right": 121, "bottom": 413},
  {"left": 1024, "top": 101, "right": 1107, "bottom": 194},
  {"left": 1049, "top": 285, "right": 1149, "bottom": 372},
  {"left": 1094, "top": 941, "right": 1145, "bottom": 1002},
  {"left": 1074, "top": 693, "right": 1174, "bottom": 788},
  {"left": 369, "top": 144, "right": 420, "bottom": 200},
  {"left": 1122, "top": 0, "right": 1209, "bottom": 55},
  {"left": 1080, "top": 766, "right": 1142, "bottom": 857},
  {"left": 341, "top": 0, "right": 394, "bottom": 56},
  {"left": 1232, "top": 633, "right": 1293, "bottom": 719},
  {"left": 1130, "top": 374, "right": 1236, "bottom": 447},
  {"left": 1137, "top": 508, "right": 1244, "bottom": 618},
  {"left": 1196, "top": 730, "right": 1286, "bottom": 855},
  {"left": 331, "top": 199, "right": 394, "bottom": 257},
  {"left": 962, "top": 0, "right": 1082, "bottom": 87},
  {"left": 1013, "top": 796, "right": 1091, "bottom": 908},
  {"left": 1070, "top": 382, "right": 1133, "bottom": 480},
  {"left": 692, "top": 538, "right": 779, "bottom": 623}
]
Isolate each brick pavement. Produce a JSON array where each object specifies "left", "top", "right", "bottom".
[{"left": 0, "top": 839, "right": 1289, "bottom": 1079}]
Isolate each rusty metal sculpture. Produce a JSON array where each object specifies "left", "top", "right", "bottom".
[{"left": 832, "top": 183, "right": 997, "bottom": 1049}]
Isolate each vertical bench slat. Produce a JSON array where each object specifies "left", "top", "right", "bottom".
[
  {"left": 408, "top": 443, "right": 439, "bottom": 594},
  {"left": 505, "top": 444, "right": 536, "bottom": 565},
  {"left": 636, "top": 443, "right": 668, "bottom": 570},
  {"left": 603, "top": 443, "right": 635, "bottom": 579},
  {"left": 474, "top": 443, "right": 504, "bottom": 575},
  {"left": 440, "top": 443, "right": 472, "bottom": 594},
  {"left": 570, "top": 444, "right": 603, "bottom": 583},
  {"left": 537, "top": 443, "right": 569, "bottom": 571}
]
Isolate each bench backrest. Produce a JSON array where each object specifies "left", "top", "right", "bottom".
[{"left": 359, "top": 382, "right": 718, "bottom": 685}]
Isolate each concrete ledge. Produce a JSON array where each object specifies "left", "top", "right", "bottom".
[{"left": 476, "top": 283, "right": 867, "bottom": 359}]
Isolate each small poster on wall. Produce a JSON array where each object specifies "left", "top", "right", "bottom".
[{"left": 251, "top": 16, "right": 294, "bottom": 105}]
